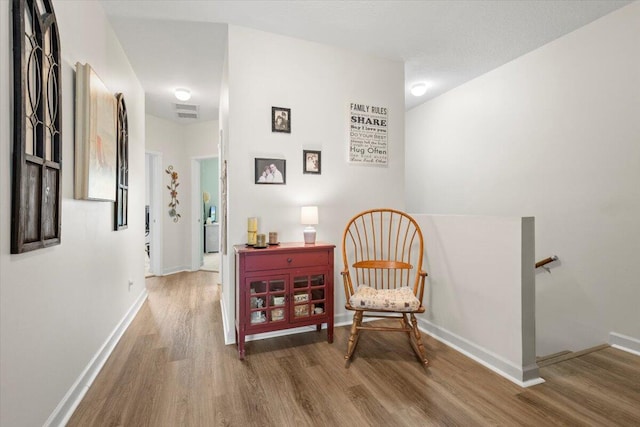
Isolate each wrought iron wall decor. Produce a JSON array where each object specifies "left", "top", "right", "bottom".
[
  {"left": 166, "top": 165, "right": 181, "bottom": 222},
  {"left": 114, "top": 93, "right": 129, "bottom": 230},
  {"left": 11, "top": 0, "right": 62, "bottom": 253}
]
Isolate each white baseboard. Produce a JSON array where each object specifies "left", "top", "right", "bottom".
[
  {"left": 162, "top": 265, "right": 191, "bottom": 276},
  {"left": 417, "top": 318, "right": 544, "bottom": 388},
  {"left": 221, "top": 309, "right": 544, "bottom": 388},
  {"left": 334, "top": 314, "right": 544, "bottom": 387},
  {"left": 338, "top": 313, "right": 542, "bottom": 386},
  {"left": 334, "top": 312, "right": 354, "bottom": 326},
  {"left": 245, "top": 324, "right": 329, "bottom": 342},
  {"left": 610, "top": 332, "right": 640, "bottom": 356},
  {"left": 223, "top": 309, "right": 353, "bottom": 345},
  {"left": 220, "top": 293, "right": 233, "bottom": 345},
  {"left": 44, "top": 289, "right": 149, "bottom": 427},
  {"left": 224, "top": 319, "right": 334, "bottom": 345}
]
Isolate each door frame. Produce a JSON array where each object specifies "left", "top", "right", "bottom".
[
  {"left": 191, "top": 155, "right": 217, "bottom": 271},
  {"left": 146, "top": 151, "right": 163, "bottom": 275}
]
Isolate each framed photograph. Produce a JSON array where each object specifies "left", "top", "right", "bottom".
[
  {"left": 294, "top": 293, "right": 309, "bottom": 303},
  {"left": 303, "top": 150, "right": 321, "bottom": 174},
  {"left": 255, "top": 158, "right": 286, "bottom": 184},
  {"left": 271, "top": 106, "right": 291, "bottom": 133},
  {"left": 294, "top": 305, "right": 309, "bottom": 318},
  {"left": 75, "top": 63, "right": 117, "bottom": 201}
]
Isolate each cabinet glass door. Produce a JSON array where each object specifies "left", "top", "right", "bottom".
[
  {"left": 248, "top": 277, "right": 286, "bottom": 325},
  {"left": 310, "top": 274, "right": 326, "bottom": 316},
  {"left": 269, "top": 278, "right": 286, "bottom": 322},
  {"left": 292, "top": 273, "right": 326, "bottom": 321}
]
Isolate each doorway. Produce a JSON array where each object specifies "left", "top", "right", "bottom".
[
  {"left": 191, "top": 156, "right": 220, "bottom": 272},
  {"left": 145, "top": 151, "right": 163, "bottom": 276}
]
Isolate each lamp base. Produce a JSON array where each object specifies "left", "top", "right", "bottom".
[{"left": 303, "top": 227, "right": 316, "bottom": 244}]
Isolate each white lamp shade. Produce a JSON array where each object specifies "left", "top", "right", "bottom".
[{"left": 300, "top": 206, "right": 318, "bottom": 225}]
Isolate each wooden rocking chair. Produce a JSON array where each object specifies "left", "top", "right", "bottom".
[{"left": 341, "top": 208, "right": 429, "bottom": 366}]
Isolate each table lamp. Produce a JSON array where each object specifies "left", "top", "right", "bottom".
[{"left": 300, "top": 206, "right": 318, "bottom": 244}]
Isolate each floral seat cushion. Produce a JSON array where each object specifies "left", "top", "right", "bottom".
[{"left": 350, "top": 285, "right": 421, "bottom": 312}]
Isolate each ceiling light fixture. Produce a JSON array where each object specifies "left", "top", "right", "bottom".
[
  {"left": 174, "top": 88, "right": 191, "bottom": 101},
  {"left": 410, "top": 83, "right": 428, "bottom": 97}
]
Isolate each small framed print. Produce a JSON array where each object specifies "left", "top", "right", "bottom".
[
  {"left": 294, "top": 305, "right": 309, "bottom": 318},
  {"left": 303, "top": 150, "right": 321, "bottom": 174},
  {"left": 272, "top": 106, "right": 291, "bottom": 133},
  {"left": 255, "top": 158, "right": 286, "bottom": 184},
  {"left": 294, "top": 293, "right": 309, "bottom": 303}
]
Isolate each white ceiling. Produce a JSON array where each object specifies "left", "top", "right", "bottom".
[{"left": 100, "top": 0, "right": 632, "bottom": 123}]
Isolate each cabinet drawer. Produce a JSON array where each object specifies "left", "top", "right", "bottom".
[{"left": 245, "top": 250, "right": 329, "bottom": 272}]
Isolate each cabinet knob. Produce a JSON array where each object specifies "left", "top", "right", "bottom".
[{"left": 287, "top": 258, "right": 292, "bottom": 263}]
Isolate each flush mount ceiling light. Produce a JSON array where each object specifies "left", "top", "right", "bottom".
[
  {"left": 410, "top": 82, "right": 428, "bottom": 97},
  {"left": 174, "top": 88, "right": 191, "bottom": 102}
]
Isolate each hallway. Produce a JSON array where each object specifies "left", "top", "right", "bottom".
[{"left": 67, "top": 271, "right": 640, "bottom": 426}]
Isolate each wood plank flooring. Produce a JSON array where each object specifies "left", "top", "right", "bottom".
[{"left": 68, "top": 271, "right": 640, "bottom": 426}]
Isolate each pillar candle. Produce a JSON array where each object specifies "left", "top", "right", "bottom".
[
  {"left": 247, "top": 217, "right": 258, "bottom": 232},
  {"left": 268, "top": 232, "right": 278, "bottom": 244}
]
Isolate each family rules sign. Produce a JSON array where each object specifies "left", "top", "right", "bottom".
[{"left": 349, "top": 102, "right": 388, "bottom": 166}]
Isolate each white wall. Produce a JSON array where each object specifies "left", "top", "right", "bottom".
[
  {"left": 145, "top": 116, "right": 218, "bottom": 273},
  {"left": 406, "top": 2, "right": 640, "bottom": 356},
  {"left": 219, "top": 45, "right": 231, "bottom": 329},
  {"left": 223, "top": 26, "right": 405, "bottom": 342},
  {"left": 414, "top": 214, "right": 539, "bottom": 385},
  {"left": 183, "top": 120, "right": 219, "bottom": 158},
  {"left": 0, "top": 1, "right": 146, "bottom": 426},
  {"left": 146, "top": 115, "right": 189, "bottom": 273}
]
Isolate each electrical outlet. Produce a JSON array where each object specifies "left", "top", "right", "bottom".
[{"left": 128, "top": 279, "right": 134, "bottom": 291}]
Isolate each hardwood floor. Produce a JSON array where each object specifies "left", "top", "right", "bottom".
[{"left": 68, "top": 271, "right": 640, "bottom": 426}]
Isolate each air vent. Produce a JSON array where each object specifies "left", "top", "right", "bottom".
[
  {"left": 175, "top": 103, "right": 198, "bottom": 112},
  {"left": 175, "top": 103, "right": 199, "bottom": 119}
]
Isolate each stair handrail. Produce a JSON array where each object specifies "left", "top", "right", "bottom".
[{"left": 535, "top": 255, "right": 558, "bottom": 269}]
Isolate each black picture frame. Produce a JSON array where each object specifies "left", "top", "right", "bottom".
[
  {"left": 303, "top": 150, "right": 321, "bottom": 174},
  {"left": 255, "top": 158, "right": 286, "bottom": 184},
  {"left": 272, "top": 106, "right": 291, "bottom": 133}
]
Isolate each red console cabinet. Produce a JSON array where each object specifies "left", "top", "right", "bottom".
[{"left": 234, "top": 242, "right": 334, "bottom": 359}]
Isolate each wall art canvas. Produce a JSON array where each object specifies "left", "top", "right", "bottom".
[{"left": 75, "top": 63, "right": 117, "bottom": 201}]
